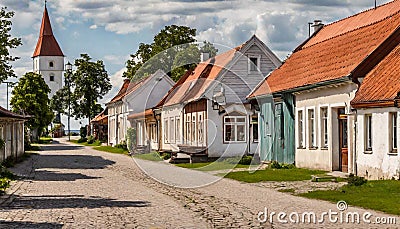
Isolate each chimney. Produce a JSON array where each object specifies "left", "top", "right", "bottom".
[
  {"left": 200, "top": 52, "right": 210, "bottom": 62},
  {"left": 312, "top": 20, "right": 324, "bottom": 33}
]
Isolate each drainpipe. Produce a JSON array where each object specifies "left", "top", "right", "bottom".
[{"left": 353, "top": 109, "right": 358, "bottom": 176}]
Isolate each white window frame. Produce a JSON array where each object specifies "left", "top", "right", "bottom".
[
  {"left": 224, "top": 116, "right": 246, "bottom": 143},
  {"left": 390, "top": 112, "right": 397, "bottom": 153},
  {"left": 365, "top": 114, "right": 372, "bottom": 151},
  {"left": 248, "top": 55, "right": 261, "bottom": 73},
  {"left": 297, "top": 109, "right": 304, "bottom": 148},
  {"left": 191, "top": 114, "right": 197, "bottom": 145},
  {"left": 251, "top": 115, "right": 259, "bottom": 143},
  {"left": 175, "top": 116, "right": 181, "bottom": 143},
  {"left": 185, "top": 113, "right": 191, "bottom": 144},
  {"left": 321, "top": 107, "right": 328, "bottom": 149},
  {"left": 170, "top": 117, "right": 175, "bottom": 143},
  {"left": 164, "top": 118, "right": 169, "bottom": 143},
  {"left": 308, "top": 109, "right": 317, "bottom": 148},
  {"left": 198, "top": 113, "right": 204, "bottom": 144}
]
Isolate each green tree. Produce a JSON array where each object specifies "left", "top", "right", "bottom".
[
  {"left": 123, "top": 25, "right": 197, "bottom": 82},
  {"left": 200, "top": 40, "right": 218, "bottom": 58},
  {"left": 71, "top": 54, "right": 111, "bottom": 125},
  {"left": 10, "top": 72, "right": 53, "bottom": 140},
  {"left": 0, "top": 7, "right": 22, "bottom": 83}
]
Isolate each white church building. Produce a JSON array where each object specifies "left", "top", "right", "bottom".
[{"left": 32, "top": 4, "right": 64, "bottom": 97}]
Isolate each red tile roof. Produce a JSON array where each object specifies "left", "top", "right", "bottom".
[
  {"left": 32, "top": 6, "right": 64, "bottom": 57},
  {"left": 157, "top": 46, "right": 239, "bottom": 107},
  {"left": 351, "top": 43, "right": 400, "bottom": 108},
  {"left": 127, "top": 109, "right": 153, "bottom": 120},
  {"left": 249, "top": 0, "right": 400, "bottom": 98},
  {"left": 106, "top": 79, "right": 131, "bottom": 104},
  {"left": 0, "top": 106, "right": 28, "bottom": 119},
  {"left": 91, "top": 108, "right": 108, "bottom": 123}
]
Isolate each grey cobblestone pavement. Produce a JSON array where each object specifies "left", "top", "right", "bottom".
[{"left": 0, "top": 138, "right": 398, "bottom": 228}]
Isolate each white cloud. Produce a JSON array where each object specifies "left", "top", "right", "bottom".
[
  {"left": 89, "top": 24, "right": 97, "bottom": 29},
  {"left": 99, "top": 67, "right": 126, "bottom": 105}
]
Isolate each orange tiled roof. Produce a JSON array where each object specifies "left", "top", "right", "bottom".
[
  {"left": 158, "top": 46, "right": 239, "bottom": 107},
  {"left": 249, "top": 0, "right": 400, "bottom": 98},
  {"left": 91, "top": 108, "right": 108, "bottom": 123},
  {"left": 32, "top": 6, "right": 64, "bottom": 57},
  {"left": 127, "top": 109, "right": 153, "bottom": 120},
  {"left": 351, "top": 43, "right": 400, "bottom": 108},
  {"left": 107, "top": 79, "right": 131, "bottom": 104}
]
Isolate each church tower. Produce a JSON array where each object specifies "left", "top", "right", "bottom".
[{"left": 32, "top": 4, "right": 64, "bottom": 97}]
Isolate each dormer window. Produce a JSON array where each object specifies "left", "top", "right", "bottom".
[
  {"left": 50, "top": 74, "right": 55, "bottom": 82},
  {"left": 49, "top": 61, "right": 54, "bottom": 68}
]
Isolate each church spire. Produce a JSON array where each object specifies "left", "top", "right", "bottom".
[{"left": 32, "top": 4, "right": 64, "bottom": 57}]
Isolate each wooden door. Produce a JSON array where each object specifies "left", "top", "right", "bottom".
[{"left": 338, "top": 110, "right": 348, "bottom": 172}]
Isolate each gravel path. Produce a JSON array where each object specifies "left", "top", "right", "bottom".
[{"left": 0, "top": 138, "right": 398, "bottom": 228}]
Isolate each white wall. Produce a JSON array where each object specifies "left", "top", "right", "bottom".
[
  {"left": 356, "top": 108, "right": 400, "bottom": 179},
  {"left": 33, "top": 56, "right": 64, "bottom": 97},
  {"left": 207, "top": 101, "right": 256, "bottom": 158},
  {"left": 294, "top": 82, "right": 357, "bottom": 172},
  {"left": 160, "top": 104, "right": 183, "bottom": 152}
]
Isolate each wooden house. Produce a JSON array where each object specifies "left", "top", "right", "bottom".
[{"left": 156, "top": 35, "right": 281, "bottom": 159}]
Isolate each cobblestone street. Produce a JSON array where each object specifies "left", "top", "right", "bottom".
[{"left": 0, "top": 139, "right": 398, "bottom": 228}]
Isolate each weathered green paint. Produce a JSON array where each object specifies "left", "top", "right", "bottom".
[{"left": 258, "top": 93, "right": 295, "bottom": 163}]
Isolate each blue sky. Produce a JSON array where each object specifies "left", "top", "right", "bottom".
[{"left": 0, "top": 0, "right": 392, "bottom": 128}]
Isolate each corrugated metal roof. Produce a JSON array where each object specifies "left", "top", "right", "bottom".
[
  {"left": 249, "top": 0, "right": 400, "bottom": 98},
  {"left": 351, "top": 43, "right": 400, "bottom": 107}
]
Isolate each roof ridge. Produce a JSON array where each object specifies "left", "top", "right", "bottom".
[
  {"left": 302, "top": 9, "right": 400, "bottom": 50},
  {"left": 324, "top": 0, "right": 399, "bottom": 28}
]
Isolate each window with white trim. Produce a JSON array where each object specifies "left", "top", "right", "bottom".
[
  {"left": 198, "top": 113, "right": 204, "bottom": 144},
  {"left": 248, "top": 55, "right": 260, "bottom": 73},
  {"left": 365, "top": 114, "right": 372, "bottom": 151},
  {"left": 185, "top": 114, "right": 191, "bottom": 144},
  {"left": 224, "top": 116, "right": 246, "bottom": 142},
  {"left": 175, "top": 117, "right": 180, "bottom": 143},
  {"left": 252, "top": 115, "right": 258, "bottom": 143},
  {"left": 298, "top": 110, "right": 304, "bottom": 148},
  {"left": 321, "top": 107, "right": 328, "bottom": 148},
  {"left": 308, "top": 109, "right": 316, "bottom": 148},
  {"left": 191, "top": 114, "right": 196, "bottom": 144},
  {"left": 390, "top": 112, "right": 397, "bottom": 153},
  {"left": 50, "top": 74, "right": 55, "bottom": 82},
  {"left": 170, "top": 117, "right": 175, "bottom": 143},
  {"left": 164, "top": 118, "right": 169, "bottom": 143}
]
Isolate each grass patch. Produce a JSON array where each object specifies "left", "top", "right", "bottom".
[
  {"left": 93, "top": 146, "right": 129, "bottom": 155},
  {"left": 133, "top": 152, "right": 164, "bottom": 161},
  {"left": 71, "top": 139, "right": 102, "bottom": 146},
  {"left": 279, "top": 188, "right": 295, "bottom": 193},
  {"left": 38, "top": 137, "right": 53, "bottom": 144},
  {"left": 224, "top": 168, "right": 327, "bottom": 183},
  {"left": 175, "top": 162, "right": 252, "bottom": 171},
  {"left": 299, "top": 180, "right": 400, "bottom": 215}
]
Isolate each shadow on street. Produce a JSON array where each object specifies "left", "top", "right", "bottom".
[
  {"left": 5, "top": 195, "right": 150, "bottom": 210},
  {"left": 32, "top": 154, "right": 115, "bottom": 170},
  {"left": 32, "top": 170, "right": 101, "bottom": 181},
  {"left": 0, "top": 221, "right": 63, "bottom": 229}
]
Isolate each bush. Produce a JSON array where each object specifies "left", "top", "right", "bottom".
[
  {"left": 0, "top": 138, "right": 5, "bottom": 149},
  {"left": 87, "top": 135, "right": 95, "bottom": 144},
  {"left": 77, "top": 137, "right": 87, "bottom": 143},
  {"left": 239, "top": 155, "right": 253, "bottom": 165},
  {"left": 80, "top": 127, "right": 87, "bottom": 139},
  {"left": 161, "top": 153, "right": 171, "bottom": 160},
  {"left": 115, "top": 141, "right": 128, "bottom": 150},
  {"left": 126, "top": 128, "right": 136, "bottom": 152},
  {"left": 269, "top": 161, "right": 296, "bottom": 169},
  {"left": 348, "top": 173, "right": 367, "bottom": 186},
  {"left": 0, "top": 178, "right": 10, "bottom": 193}
]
